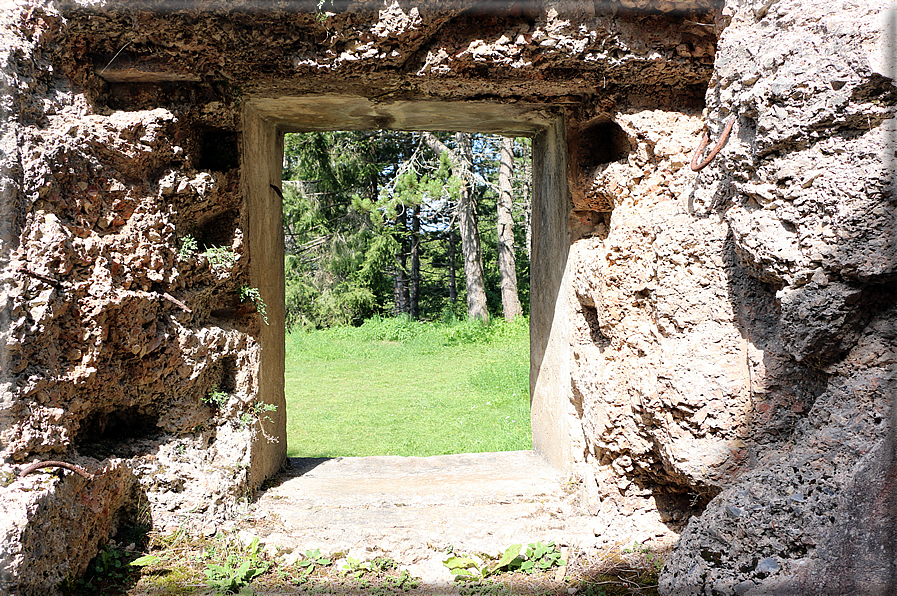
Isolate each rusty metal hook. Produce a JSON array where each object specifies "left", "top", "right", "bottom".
[
  {"left": 690, "top": 115, "right": 737, "bottom": 172},
  {"left": 19, "top": 460, "right": 95, "bottom": 480}
]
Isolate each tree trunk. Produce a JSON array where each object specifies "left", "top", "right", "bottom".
[
  {"left": 409, "top": 205, "right": 420, "bottom": 320},
  {"left": 393, "top": 207, "right": 410, "bottom": 315},
  {"left": 447, "top": 226, "right": 457, "bottom": 305},
  {"left": 497, "top": 136, "right": 523, "bottom": 320},
  {"left": 422, "top": 132, "right": 489, "bottom": 323},
  {"left": 453, "top": 133, "right": 489, "bottom": 323}
]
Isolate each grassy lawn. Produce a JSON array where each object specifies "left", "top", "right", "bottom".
[{"left": 285, "top": 316, "right": 532, "bottom": 457}]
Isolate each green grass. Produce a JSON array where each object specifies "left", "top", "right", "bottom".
[{"left": 285, "top": 315, "right": 532, "bottom": 457}]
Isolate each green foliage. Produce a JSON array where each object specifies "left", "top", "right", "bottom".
[
  {"left": 203, "top": 386, "right": 229, "bottom": 409},
  {"left": 203, "top": 536, "right": 268, "bottom": 595},
  {"left": 63, "top": 544, "right": 137, "bottom": 593},
  {"left": 281, "top": 133, "right": 404, "bottom": 329},
  {"left": 443, "top": 542, "right": 564, "bottom": 581},
  {"left": 240, "top": 285, "right": 269, "bottom": 325},
  {"left": 92, "top": 547, "right": 128, "bottom": 581},
  {"left": 282, "top": 131, "right": 532, "bottom": 328},
  {"left": 443, "top": 544, "right": 526, "bottom": 580},
  {"left": 341, "top": 556, "right": 372, "bottom": 578},
  {"left": 202, "top": 245, "right": 236, "bottom": 271},
  {"left": 623, "top": 541, "right": 650, "bottom": 555},
  {"left": 382, "top": 569, "right": 421, "bottom": 591},
  {"left": 293, "top": 548, "right": 331, "bottom": 580},
  {"left": 178, "top": 235, "right": 198, "bottom": 260},
  {"left": 443, "top": 555, "right": 486, "bottom": 579},
  {"left": 129, "top": 553, "right": 164, "bottom": 567},
  {"left": 517, "top": 541, "right": 565, "bottom": 575},
  {"left": 237, "top": 402, "right": 278, "bottom": 431},
  {"left": 623, "top": 541, "right": 664, "bottom": 573}
]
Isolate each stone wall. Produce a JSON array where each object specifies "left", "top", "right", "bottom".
[
  {"left": 659, "top": 1, "right": 897, "bottom": 593},
  {"left": 0, "top": 0, "right": 893, "bottom": 594}
]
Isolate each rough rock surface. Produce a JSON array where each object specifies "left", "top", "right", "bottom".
[
  {"left": 0, "top": 458, "right": 138, "bottom": 595},
  {"left": 658, "top": 0, "right": 897, "bottom": 593}
]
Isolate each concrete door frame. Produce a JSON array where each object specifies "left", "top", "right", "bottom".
[{"left": 242, "top": 96, "right": 576, "bottom": 482}]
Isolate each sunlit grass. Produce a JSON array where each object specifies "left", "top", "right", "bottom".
[{"left": 284, "top": 316, "right": 532, "bottom": 457}]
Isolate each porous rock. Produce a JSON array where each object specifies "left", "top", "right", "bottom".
[
  {"left": 659, "top": 0, "right": 897, "bottom": 593},
  {"left": 0, "top": 459, "right": 138, "bottom": 596}
]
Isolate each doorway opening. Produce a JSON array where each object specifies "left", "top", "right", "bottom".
[
  {"left": 280, "top": 130, "right": 533, "bottom": 457},
  {"left": 243, "top": 96, "right": 575, "bottom": 481}
]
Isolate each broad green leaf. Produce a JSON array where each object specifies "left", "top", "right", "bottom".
[
  {"left": 443, "top": 556, "right": 478, "bottom": 570},
  {"left": 450, "top": 568, "right": 474, "bottom": 576},
  {"left": 129, "top": 554, "right": 161, "bottom": 567},
  {"left": 488, "top": 544, "right": 522, "bottom": 575},
  {"left": 495, "top": 544, "right": 521, "bottom": 568}
]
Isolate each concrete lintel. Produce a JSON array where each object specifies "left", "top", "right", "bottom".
[{"left": 249, "top": 95, "right": 558, "bottom": 136}]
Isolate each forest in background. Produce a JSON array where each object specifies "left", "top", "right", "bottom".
[{"left": 281, "top": 131, "right": 533, "bottom": 329}]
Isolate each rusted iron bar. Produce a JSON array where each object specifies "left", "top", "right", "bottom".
[
  {"left": 20, "top": 460, "right": 95, "bottom": 480},
  {"left": 17, "top": 265, "right": 63, "bottom": 288},
  {"left": 161, "top": 292, "right": 192, "bottom": 313},
  {"left": 691, "top": 115, "right": 737, "bottom": 172}
]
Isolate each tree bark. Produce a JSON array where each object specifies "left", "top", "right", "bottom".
[
  {"left": 393, "top": 207, "right": 410, "bottom": 316},
  {"left": 447, "top": 226, "right": 457, "bottom": 305},
  {"left": 422, "top": 132, "right": 489, "bottom": 323},
  {"left": 497, "top": 136, "right": 523, "bottom": 320},
  {"left": 409, "top": 204, "right": 420, "bottom": 320}
]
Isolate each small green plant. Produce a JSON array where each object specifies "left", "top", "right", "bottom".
[
  {"left": 370, "top": 556, "right": 397, "bottom": 573},
  {"left": 204, "top": 386, "right": 229, "bottom": 409},
  {"left": 623, "top": 541, "right": 663, "bottom": 573},
  {"left": 315, "top": 0, "right": 334, "bottom": 21},
  {"left": 294, "top": 548, "right": 331, "bottom": 579},
  {"left": 383, "top": 569, "right": 421, "bottom": 590},
  {"left": 66, "top": 544, "right": 134, "bottom": 592},
  {"left": 204, "top": 536, "right": 268, "bottom": 595},
  {"left": 623, "top": 541, "right": 650, "bottom": 555},
  {"left": 342, "top": 556, "right": 372, "bottom": 578},
  {"left": 518, "top": 541, "right": 565, "bottom": 574},
  {"left": 202, "top": 245, "right": 237, "bottom": 271},
  {"left": 178, "top": 235, "right": 198, "bottom": 260},
  {"left": 444, "top": 542, "right": 565, "bottom": 580},
  {"left": 237, "top": 402, "right": 278, "bottom": 429},
  {"left": 444, "top": 543, "right": 522, "bottom": 580},
  {"left": 240, "top": 285, "right": 269, "bottom": 325},
  {"left": 129, "top": 553, "right": 165, "bottom": 568}
]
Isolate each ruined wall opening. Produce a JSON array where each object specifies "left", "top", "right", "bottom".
[
  {"left": 579, "top": 120, "right": 632, "bottom": 168},
  {"left": 242, "top": 97, "right": 575, "bottom": 475}
]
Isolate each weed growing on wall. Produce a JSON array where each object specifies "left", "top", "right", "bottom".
[
  {"left": 178, "top": 234, "right": 199, "bottom": 260},
  {"left": 240, "top": 285, "right": 269, "bottom": 325},
  {"left": 202, "top": 245, "right": 237, "bottom": 271},
  {"left": 203, "top": 386, "right": 229, "bottom": 409}
]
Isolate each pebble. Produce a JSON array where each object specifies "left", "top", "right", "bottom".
[
  {"left": 726, "top": 505, "right": 743, "bottom": 518},
  {"left": 756, "top": 557, "right": 780, "bottom": 575}
]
